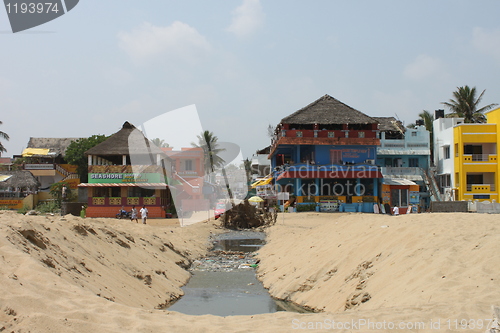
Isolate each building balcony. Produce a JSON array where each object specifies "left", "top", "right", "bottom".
[
  {"left": 462, "top": 154, "right": 497, "bottom": 163},
  {"left": 279, "top": 129, "right": 377, "bottom": 139},
  {"left": 89, "top": 196, "right": 160, "bottom": 206},
  {"left": 380, "top": 167, "right": 422, "bottom": 178},
  {"left": 88, "top": 165, "right": 166, "bottom": 173},
  {"left": 270, "top": 133, "right": 380, "bottom": 155},
  {"left": 466, "top": 184, "right": 496, "bottom": 192},
  {"left": 378, "top": 139, "right": 429, "bottom": 151},
  {"left": 24, "top": 163, "right": 55, "bottom": 170}
]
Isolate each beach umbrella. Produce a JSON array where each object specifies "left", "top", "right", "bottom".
[{"left": 248, "top": 196, "right": 264, "bottom": 203}]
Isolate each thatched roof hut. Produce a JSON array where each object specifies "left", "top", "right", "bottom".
[
  {"left": 281, "top": 94, "right": 377, "bottom": 125},
  {"left": 0, "top": 171, "right": 40, "bottom": 190},
  {"left": 26, "top": 137, "right": 82, "bottom": 157},
  {"left": 85, "top": 121, "right": 164, "bottom": 156},
  {"left": 373, "top": 117, "right": 405, "bottom": 133}
]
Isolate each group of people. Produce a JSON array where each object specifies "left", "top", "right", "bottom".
[{"left": 119, "top": 205, "right": 148, "bottom": 224}]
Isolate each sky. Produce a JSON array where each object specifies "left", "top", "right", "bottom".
[{"left": 2, "top": 0, "right": 500, "bottom": 161}]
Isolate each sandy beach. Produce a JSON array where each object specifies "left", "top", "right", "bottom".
[{"left": 1, "top": 210, "right": 499, "bottom": 332}]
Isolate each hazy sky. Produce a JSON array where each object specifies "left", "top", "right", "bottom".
[{"left": 2, "top": 0, "right": 500, "bottom": 160}]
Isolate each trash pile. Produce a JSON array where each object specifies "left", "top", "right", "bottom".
[
  {"left": 220, "top": 200, "right": 277, "bottom": 229},
  {"left": 190, "top": 251, "right": 260, "bottom": 272}
]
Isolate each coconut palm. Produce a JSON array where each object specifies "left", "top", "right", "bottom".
[
  {"left": 151, "top": 138, "right": 169, "bottom": 148},
  {"left": 0, "top": 121, "right": 10, "bottom": 154},
  {"left": 191, "top": 130, "right": 226, "bottom": 177},
  {"left": 442, "top": 86, "right": 498, "bottom": 123}
]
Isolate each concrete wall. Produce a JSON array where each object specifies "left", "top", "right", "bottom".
[
  {"left": 430, "top": 201, "right": 468, "bottom": 213},
  {"left": 61, "top": 202, "right": 86, "bottom": 216}
]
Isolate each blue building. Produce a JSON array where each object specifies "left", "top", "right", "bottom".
[
  {"left": 269, "top": 95, "right": 382, "bottom": 212},
  {"left": 374, "top": 117, "right": 432, "bottom": 211}
]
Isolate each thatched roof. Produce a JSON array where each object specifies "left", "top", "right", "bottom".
[
  {"left": 0, "top": 171, "right": 40, "bottom": 189},
  {"left": 85, "top": 122, "right": 165, "bottom": 156},
  {"left": 373, "top": 117, "right": 405, "bottom": 132},
  {"left": 281, "top": 94, "right": 377, "bottom": 125},
  {"left": 26, "top": 137, "right": 83, "bottom": 157},
  {"left": 256, "top": 146, "right": 270, "bottom": 155}
]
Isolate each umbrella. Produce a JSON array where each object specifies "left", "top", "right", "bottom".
[{"left": 248, "top": 196, "right": 264, "bottom": 203}]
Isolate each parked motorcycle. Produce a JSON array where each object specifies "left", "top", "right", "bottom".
[{"left": 116, "top": 210, "right": 131, "bottom": 219}]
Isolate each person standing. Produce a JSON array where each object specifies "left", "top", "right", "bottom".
[
  {"left": 392, "top": 205, "right": 400, "bottom": 216},
  {"left": 131, "top": 205, "right": 138, "bottom": 223},
  {"left": 140, "top": 205, "right": 148, "bottom": 224}
]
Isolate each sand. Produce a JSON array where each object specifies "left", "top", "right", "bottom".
[{"left": 1, "top": 210, "right": 499, "bottom": 332}]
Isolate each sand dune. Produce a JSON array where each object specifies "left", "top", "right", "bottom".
[{"left": 1, "top": 210, "right": 499, "bottom": 332}]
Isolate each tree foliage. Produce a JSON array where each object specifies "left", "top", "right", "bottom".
[
  {"left": 0, "top": 121, "right": 10, "bottom": 154},
  {"left": 65, "top": 135, "right": 108, "bottom": 182},
  {"left": 443, "top": 85, "right": 498, "bottom": 123},
  {"left": 191, "top": 130, "right": 226, "bottom": 177},
  {"left": 151, "top": 138, "right": 169, "bottom": 148}
]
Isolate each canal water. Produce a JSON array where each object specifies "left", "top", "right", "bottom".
[{"left": 167, "top": 231, "right": 310, "bottom": 316}]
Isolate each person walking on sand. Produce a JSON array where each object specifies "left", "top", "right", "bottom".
[
  {"left": 140, "top": 205, "right": 148, "bottom": 224},
  {"left": 131, "top": 205, "right": 138, "bottom": 223},
  {"left": 392, "top": 205, "right": 400, "bottom": 216}
]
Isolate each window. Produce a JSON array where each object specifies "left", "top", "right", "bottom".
[
  {"left": 444, "top": 146, "right": 450, "bottom": 159},
  {"left": 411, "top": 132, "right": 417, "bottom": 137},
  {"left": 128, "top": 187, "right": 155, "bottom": 197},
  {"left": 391, "top": 189, "right": 408, "bottom": 207},
  {"left": 409, "top": 158, "right": 419, "bottom": 167},
  {"left": 185, "top": 159, "right": 193, "bottom": 171},
  {"left": 330, "top": 150, "right": 342, "bottom": 164}
]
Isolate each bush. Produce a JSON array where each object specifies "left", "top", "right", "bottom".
[
  {"left": 296, "top": 203, "right": 316, "bottom": 212},
  {"left": 35, "top": 201, "right": 60, "bottom": 214},
  {"left": 17, "top": 205, "right": 30, "bottom": 214}
]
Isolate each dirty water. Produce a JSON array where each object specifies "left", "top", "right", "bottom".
[{"left": 167, "top": 231, "right": 312, "bottom": 316}]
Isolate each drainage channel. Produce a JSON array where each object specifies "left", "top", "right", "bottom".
[{"left": 167, "top": 231, "right": 310, "bottom": 316}]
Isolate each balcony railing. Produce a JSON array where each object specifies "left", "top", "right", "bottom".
[
  {"left": 379, "top": 140, "right": 429, "bottom": 149},
  {"left": 24, "top": 163, "right": 55, "bottom": 170},
  {"left": 463, "top": 154, "right": 497, "bottom": 162},
  {"left": 88, "top": 165, "right": 166, "bottom": 173},
  {"left": 380, "top": 167, "right": 421, "bottom": 176},
  {"left": 466, "top": 184, "right": 496, "bottom": 192},
  {"left": 90, "top": 196, "right": 159, "bottom": 206}
]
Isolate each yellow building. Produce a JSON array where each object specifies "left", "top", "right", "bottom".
[{"left": 452, "top": 108, "right": 500, "bottom": 201}]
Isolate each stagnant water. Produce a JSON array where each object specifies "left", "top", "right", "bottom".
[{"left": 167, "top": 231, "right": 311, "bottom": 316}]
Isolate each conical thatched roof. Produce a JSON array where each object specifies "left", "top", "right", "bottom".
[
  {"left": 26, "top": 137, "right": 82, "bottom": 157},
  {"left": 85, "top": 122, "right": 164, "bottom": 156},
  {"left": 281, "top": 94, "right": 377, "bottom": 125},
  {"left": 0, "top": 171, "right": 40, "bottom": 189},
  {"left": 373, "top": 117, "right": 405, "bottom": 132}
]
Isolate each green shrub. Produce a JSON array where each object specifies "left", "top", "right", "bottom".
[
  {"left": 296, "top": 203, "right": 316, "bottom": 212},
  {"left": 17, "top": 205, "right": 30, "bottom": 214},
  {"left": 35, "top": 201, "right": 60, "bottom": 214}
]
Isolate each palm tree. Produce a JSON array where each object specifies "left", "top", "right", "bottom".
[
  {"left": 191, "top": 130, "right": 226, "bottom": 178},
  {"left": 0, "top": 121, "right": 10, "bottom": 155},
  {"left": 192, "top": 130, "right": 234, "bottom": 205},
  {"left": 151, "top": 138, "right": 169, "bottom": 148},
  {"left": 442, "top": 85, "right": 498, "bottom": 123}
]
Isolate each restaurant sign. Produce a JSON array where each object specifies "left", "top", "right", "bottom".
[
  {"left": 89, "top": 173, "right": 162, "bottom": 184},
  {"left": 0, "top": 199, "right": 24, "bottom": 209}
]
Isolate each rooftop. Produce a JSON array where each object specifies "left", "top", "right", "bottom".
[{"left": 281, "top": 94, "right": 377, "bottom": 125}]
